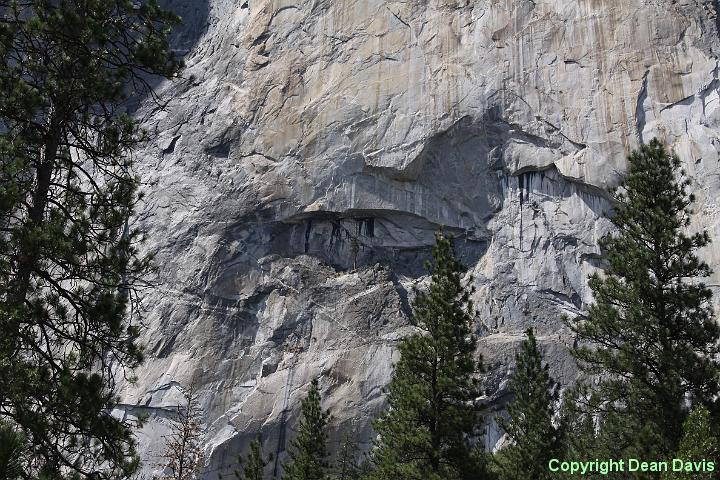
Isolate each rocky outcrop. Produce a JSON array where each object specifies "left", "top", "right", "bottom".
[{"left": 118, "top": 0, "right": 720, "bottom": 477}]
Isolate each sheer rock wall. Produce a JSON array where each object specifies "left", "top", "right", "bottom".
[{"left": 116, "top": 1, "right": 720, "bottom": 476}]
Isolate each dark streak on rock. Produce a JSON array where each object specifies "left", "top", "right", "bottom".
[
  {"left": 387, "top": 6, "right": 411, "bottom": 28},
  {"left": 163, "top": 135, "right": 180, "bottom": 154},
  {"left": 635, "top": 70, "right": 649, "bottom": 144},
  {"left": 304, "top": 219, "right": 312, "bottom": 253}
]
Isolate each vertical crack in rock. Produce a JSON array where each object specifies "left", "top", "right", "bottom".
[
  {"left": 518, "top": 173, "right": 525, "bottom": 251},
  {"left": 365, "top": 217, "right": 374, "bottom": 237},
  {"left": 272, "top": 361, "right": 296, "bottom": 477},
  {"left": 304, "top": 219, "right": 312, "bottom": 253},
  {"left": 271, "top": 314, "right": 313, "bottom": 477},
  {"left": 636, "top": 70, "right": 650, "bottom": 144}
]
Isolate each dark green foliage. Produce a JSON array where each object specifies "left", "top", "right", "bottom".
[
  {"left": 0, "top": 0, "right": 181, "bottom": 477},
  {"left": 556, "top": 385, "right": 605, "bottom": 479},
  {"left": 368, "top": 232, "right": 490, "bottom": 480},
  {"left": 494, "top": 328, "right": 560, "bottom": 480},
  {"left": 282, "top": 379, "right": 330, "bottom": 480},
  {"left": 233, "top": 435, "right": 270, "bottom": 480},
  {"left": 567, "top": 139, "right": 720, "bottom": 463},
  {"left": 329, "top": 432, "right": 361, "bottom": 480},
  {"left": 661, "top": 405, "right": 719, "bottom": 480},
  {"left": 0, "top": 421, "right": 24, "bottom": 480}
]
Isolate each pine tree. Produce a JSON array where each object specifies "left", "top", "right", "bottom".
[
  {"left": 661, "top": 405, "right": 719, "bottom": 480},
  {"left": 494, "top": 328, "right": 560, "bottom": 480},
  {"left": 232, "top": 434, "right": 270, "bottom": 480},
  {"left": 368, "top": 232, "right": 490, "bottom": 480},
  {"left": 567, "top": 139, "right": 720, "bottom": 460},
  {"left": 329, "top": 432, "right": 361, "bottom": 480},
  {"left": 282, "top": 379, "right": 330, "bottom": 480},
  {"left": 0, "top": 0, "right": 181, "bottom": 477}
]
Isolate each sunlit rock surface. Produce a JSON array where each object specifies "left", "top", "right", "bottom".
[{"left": 116, "top": 0, "right": 720, "bottom": 476}]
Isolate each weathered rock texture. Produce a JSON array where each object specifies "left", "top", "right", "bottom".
[{"left": 116, "top": 0, "right": 720, "bottom": 477}]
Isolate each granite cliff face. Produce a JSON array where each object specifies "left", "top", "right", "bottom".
[{"left": 115, "top": 0, "right": 720, "bottom": 476}]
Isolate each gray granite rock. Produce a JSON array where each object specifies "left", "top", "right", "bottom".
[{"left": 116, "top": 0, "right": 720, "bottom": 477}]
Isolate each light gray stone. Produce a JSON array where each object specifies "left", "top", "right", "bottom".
[{"left": 117, "top": 1, "right": 720, "bottom": 477}]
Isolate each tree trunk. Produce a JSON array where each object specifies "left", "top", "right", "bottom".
[{"left": 11, "top": 119, "right": 61, "bottom": 306}]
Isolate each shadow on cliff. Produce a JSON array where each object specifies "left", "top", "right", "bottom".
[
  {"left": 161, "top": 0, "right": 211, "bottom": 58},
  {"left": 124, "top": 0, "right": 210, "bottom": 113}
]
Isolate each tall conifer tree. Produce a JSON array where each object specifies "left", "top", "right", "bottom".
[
  {"left": 568, "top": 139, "right": 720, "bottom": 460},
  {"left": 0, "top": 0, "right": 181, "bottom": 477},
  {"left": 494, "top": 328, "right": 560, "bottom": 480},
  {"left": 368, "top": 232, "right": 490, "bottom": 480},
  {"left": 283, "top": 379, "right": 330, "bottom": 480}
]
